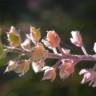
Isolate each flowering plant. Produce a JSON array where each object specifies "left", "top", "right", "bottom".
[{"left": 1, "top": 26, "right": 96, "bottom": 87}]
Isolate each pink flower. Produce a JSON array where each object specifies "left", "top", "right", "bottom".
[
  {"left": 79, "top": 69, "right": 92, "bottom": 83},
  {"left": 46, "top": 31, "right": 60, "bottom": 48},
  {"left": 79, "top": 68, "right": 96, "bottom": 87},
  {"left": 59, "top": 60, "right": 75, "bottom": 79},
  {"left": 70, "top": 31, "right": 83, "bottom": 47},
  {"left": 42, "top": 66, "right": 56, "bottom": 82}
]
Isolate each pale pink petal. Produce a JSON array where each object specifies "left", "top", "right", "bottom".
[
  {"left": 32, "top": 60, "right": 44, "bottom": 73},
  {"left": 79, "top": 69, "right": 88, "bottom": 75},
  {"left": 70, "top": 31, "right": 83, "bottom": 47}
]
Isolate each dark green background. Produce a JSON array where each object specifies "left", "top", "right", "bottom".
[{"left": 0, "top": 0, "right": 96, "bottom": 96}]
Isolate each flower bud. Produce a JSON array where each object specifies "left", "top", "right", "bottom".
[
  {"left": 31, "top": 43, "right": 48, "bottom": 61},
  {"left": 79, "top": 68, "right": 96, "bottom": 87},
  {"left": 15, "top": 60, "right": 30, "bottom": 76},
  {"left": 32, "top": 60, "right": 45, "bottom": 73},
  {"left": 59, "top": 60, "right": 75, "bottom": 79},
  {"left": 5, "top": 60, "right": 17, "bottom": 72},
  {"left": 70, "top": 31, "right": 83, "bottom": 47},
  {"left": 7, "top": 26, "right": 21, "bottom": 48},
  {"left": 46, "top": 31, "right": 60, "bottom": 48},
  {"left": 30, "top": 26, "right": 41, "bottom": 44},
  {"left": 42, "top": 66, "right": 56, "bottom": 81},
  {"left": 21, "top": 39, "right": 32, "bottom": 51},
  {"left": 79, "top": 69, "right": 93, "bottom": 84}
]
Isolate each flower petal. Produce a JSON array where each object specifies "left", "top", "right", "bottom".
[
  {"left": 79, "top": 69, "right": 88, "bottom": 75},
  {"left": 42, "top": 67, "right": 56, "bottom": 81},
  {"left": 32, "top": 60, "right": 45, "bottom": 73}
]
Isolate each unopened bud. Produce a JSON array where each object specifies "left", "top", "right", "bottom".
[
  {"left": 30, "top": 26, "right": 41, "bottom": 44},
  {"left": 15, "top": 60, "right": 30, "bottom": 76},
  {"left": 32, "top": 60, "right": 45, "bottom": 73},
  {"left": 46, "top": 31, "right": 60, "bottom": 48},
  {"left": 42, "top": 66, "right": 56, "bottom": 81},
  {"left": 5, "top": 60, "right": 17, "bottom": 72},
  {"left": 70, "top": 31, "right": 83, "bottom": 47},
  {"left": 7, "top": 26, "right": 21, "bottom": 48},
  {"left": 21, "top": 39, "right": 32, "bottom": 51},
  {"left": 59, "top": 60, "right": 75, "bottom": 79}
]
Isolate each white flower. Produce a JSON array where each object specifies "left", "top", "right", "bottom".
[
  {"left": 5, "top": 60, "right": 17, "bottom": 72},
  {"left": 21, "top": 39, "right": 32, "bottom": 51},
  {"left": 93, "top": 42, "right": 96, "bottom": 53},
  {"left": 10, "top": 26, "right": 16, "bottom": 32},
  {"left": 32, "top": 60, "right": 45, "bottom": 73}
]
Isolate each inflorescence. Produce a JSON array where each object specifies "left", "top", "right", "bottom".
[{"left": 1, "top": 26, "right": 96, "bottom": 87}]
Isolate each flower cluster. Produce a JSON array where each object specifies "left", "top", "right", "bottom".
[{"left": 1, "top": 26, "right": 96, "bottom": 87}]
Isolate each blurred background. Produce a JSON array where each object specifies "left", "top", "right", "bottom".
[{"left": 0, "top": 0, "right": 96, "bottom": 96}]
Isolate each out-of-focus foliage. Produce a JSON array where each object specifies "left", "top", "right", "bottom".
[{"left": 0, "top": 0, "right": 96, "bottom": 96}]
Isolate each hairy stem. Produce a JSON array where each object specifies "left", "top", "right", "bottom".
[
  {"left": 47, "top": 53, "right": 96, "bottom": 62},
  {"left": 7, "top": 46, "right": 96, "bottom": 63}
]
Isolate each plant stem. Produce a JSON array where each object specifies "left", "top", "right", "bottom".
[
  {"left": 47, "top": 53, "right": 96, "bottom": 62},
  {"left": 81, "top": 46, "right": 88, "bottom": 55}
]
